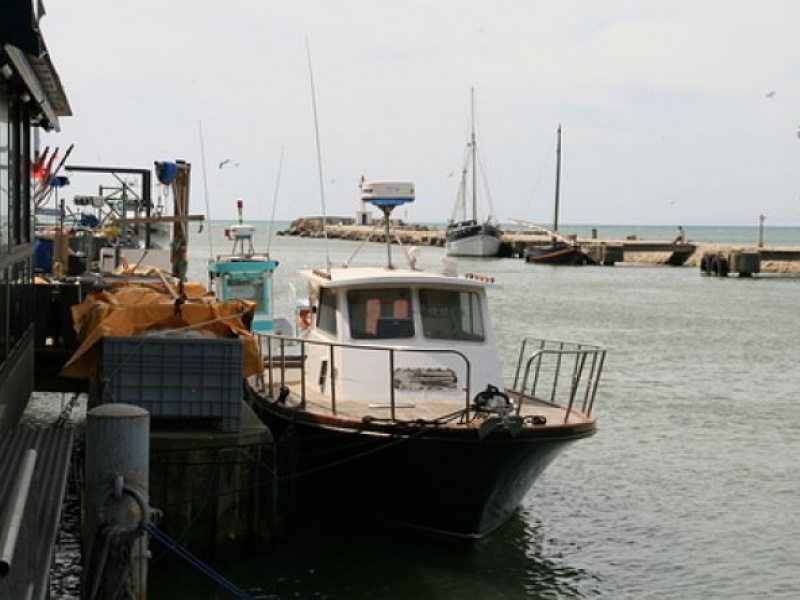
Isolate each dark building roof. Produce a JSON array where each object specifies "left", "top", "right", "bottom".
[{"left": 1, "top": 0, "right": 71, "bottom": 131}]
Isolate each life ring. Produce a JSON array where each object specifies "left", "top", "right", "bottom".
[{"left": 297, "top": 307, "right": 312, "bottom": 330}]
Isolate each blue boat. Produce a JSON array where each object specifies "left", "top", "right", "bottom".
[{"left": 208, "top": 200, "right": 290, "bottom": 335}]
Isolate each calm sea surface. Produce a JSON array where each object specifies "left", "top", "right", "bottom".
[{"left": 35, "top": 222, "right": 800, "bottom": 599}]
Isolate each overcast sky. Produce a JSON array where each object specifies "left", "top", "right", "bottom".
[{"left": 40, "top": 1, "right": 800, "bottom": 226}]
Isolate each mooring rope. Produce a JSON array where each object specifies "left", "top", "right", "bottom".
[
  {"left": 272, "top": 406, "right": 471, "bottom": 482},
  {"left": 143, "top": 521, "right": 264, "bottom": 600}
]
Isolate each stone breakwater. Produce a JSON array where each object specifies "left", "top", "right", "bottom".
[
  {"left": 279, "top": 218, "right": 800, "bottom": 273},
  {"left": 279, "top": 217, "right": 445, "bottom": 245}
]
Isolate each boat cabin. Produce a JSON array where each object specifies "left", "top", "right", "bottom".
[
  {"left": 208, "top": 200, "right": 290, "bottom": 335},
  {"left": 299, "top": 266, "right": 503, "bottom": 405},
  {"left": 209, "top": 254, "right": 279, "bottom": 333}
]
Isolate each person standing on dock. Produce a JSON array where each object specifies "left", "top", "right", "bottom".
[{"left": 673, "top": 226, "right": 686, "bottom": 245}]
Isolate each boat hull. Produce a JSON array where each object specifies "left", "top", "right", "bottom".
[
  {"left": 252, "top": 396, "right": 593, "bottom": 538},
  {"left": 524, "top": 243, "right": 589, "bottom": 265},
  {"left": 445, "top": 224, "right": 502, "bottom": 257}
]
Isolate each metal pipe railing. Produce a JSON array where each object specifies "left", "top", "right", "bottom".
[
  {"left": 389, "top": 349, "right": 396, "bottom": 421},
  {"left": 513, "top": 337, "right": 606, "bottom": 422},
  {"left": 255, "top": 333, "right": 604, "bottom": 423},
  {"left": 0, "top": 449, "right": 38, "bottom": 578},
  {"left": 256, "top": 332, "right": 472, "bottom": 416}
]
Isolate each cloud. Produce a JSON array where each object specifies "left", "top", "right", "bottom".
[{"left": 39, "top": 0, "right": 800, "bottom": 225}]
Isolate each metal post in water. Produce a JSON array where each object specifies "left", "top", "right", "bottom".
[{"left": 84, "top": 404, "right": 150, "bottom": 600}]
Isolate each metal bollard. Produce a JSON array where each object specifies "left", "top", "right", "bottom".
[{"left": 83, "top": 404, "right": 150, "bottom": 600}]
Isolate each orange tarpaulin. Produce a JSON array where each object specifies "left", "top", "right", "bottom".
[{"left": 60, "top": 284, "right": 261, "bottom": 379}]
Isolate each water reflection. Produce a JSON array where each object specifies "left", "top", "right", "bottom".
[
  {"left": 149, "top": 507, "right": 600, "bottom": 599},
  {"left": 521, "top": 511, "right": 603, "bottom": 598}
]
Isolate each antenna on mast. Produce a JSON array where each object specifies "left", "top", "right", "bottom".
[
  {"left": 359, "top": 180, "right": 415, "bottom": 269},
  {"left": 305, "top": 36, "right": 331, "bottom": 271}
]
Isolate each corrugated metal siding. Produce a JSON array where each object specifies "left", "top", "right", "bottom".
[{"left": 0, "top": 426, "right": 75, "bottom": 600}]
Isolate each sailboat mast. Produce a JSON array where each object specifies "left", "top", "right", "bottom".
[
  {"left": 470, "top": 87, "right": 478, "bottom": 221},
  {"left": 553, "top": 124, "right": 562, "bottom": 233}
]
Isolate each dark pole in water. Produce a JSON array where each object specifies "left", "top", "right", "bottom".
[{"left": 553, "top": 124, "right": 562, "bottom": 237}]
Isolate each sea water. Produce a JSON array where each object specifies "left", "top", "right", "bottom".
[{"left": 37, "top": 222, "right": 800, "bottom": 599}]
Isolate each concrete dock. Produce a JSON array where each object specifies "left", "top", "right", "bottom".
[{"left": 278, "top": 218, "right": 800, "bottom": 273}]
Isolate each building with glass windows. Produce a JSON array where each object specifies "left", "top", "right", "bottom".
[{"left": 1, "top": 1, "right": 71, "bottom": 434}]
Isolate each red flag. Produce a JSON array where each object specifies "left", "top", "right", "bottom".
[
  {"left": 30, "top": 146, "right": 49, "bottom": 179},
  {"left": 41, "top": 147, "right": 59, "bottom": 184}
]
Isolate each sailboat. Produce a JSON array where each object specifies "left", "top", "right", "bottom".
[
  {"left": 445, "top": 88, "right": 502, "bottom": 258},
  {"left": 523, "top": 125, "right": 589, "bottom": 265}
]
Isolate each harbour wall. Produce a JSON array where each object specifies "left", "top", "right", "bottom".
[{"left": 279, "top": 218, "right": 800, "bottom": 273}]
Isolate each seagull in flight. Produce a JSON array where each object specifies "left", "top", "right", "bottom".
[
  {"left": 766, "top": 91, "right": 776, "bottom": 99},
  {"left": 218, "top": 158, "right": 241, "bottom": 169}
]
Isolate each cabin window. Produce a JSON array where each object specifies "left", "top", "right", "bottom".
[
  {"left": 317, "top": 287, "right": 338, "bottom": 336},
  {"left": 347, "top": 288, "right": 414, "bottom": 339},
  {"left": 420, "top": 289, "right": 485, "bottom": 341},
  {"left": 227, "top": 277, "right": 265, "bottom": 311}
]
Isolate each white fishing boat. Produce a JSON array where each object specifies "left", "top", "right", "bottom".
[
  {"left": 445, "top": 88, "right": 503, "bottom": 258},
  {"left": 248, "top": 179, "right": 606, "bottom": 539}
]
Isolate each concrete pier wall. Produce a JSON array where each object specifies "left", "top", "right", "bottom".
[{"left": 148, "top": 403, "right": 277, "bottom": 559}]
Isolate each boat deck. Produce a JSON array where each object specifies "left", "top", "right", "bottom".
[{"left": 262, "top": 369, "right": 591, "bottom": 427}]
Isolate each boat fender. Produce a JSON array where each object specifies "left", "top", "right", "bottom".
[
  {"left": 277, "top": 386, "right": 290, "bottom": 404},
  {"left": 700, "top": 253, "right": 710, "bottom": 273},
  {"left": 297, "top": 307, "right": 312, "bottom": 330},
  {"left": 716, "top": 256, "right": 729, "bottom": 277}
]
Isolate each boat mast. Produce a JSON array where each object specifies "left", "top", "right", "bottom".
[
  {"left": 360, "top": 181, "right": 415, "bottom": 270},
  {"left": 552, "top": 124, "right": 562, "bottom": 235},
  {"left": 470, "top": 87, "right": 478, "bottom": 222}
]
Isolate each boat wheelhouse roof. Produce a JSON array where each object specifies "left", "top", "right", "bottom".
[{"left": 299, "top": 266, "right": 496, "bottom": 291}]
